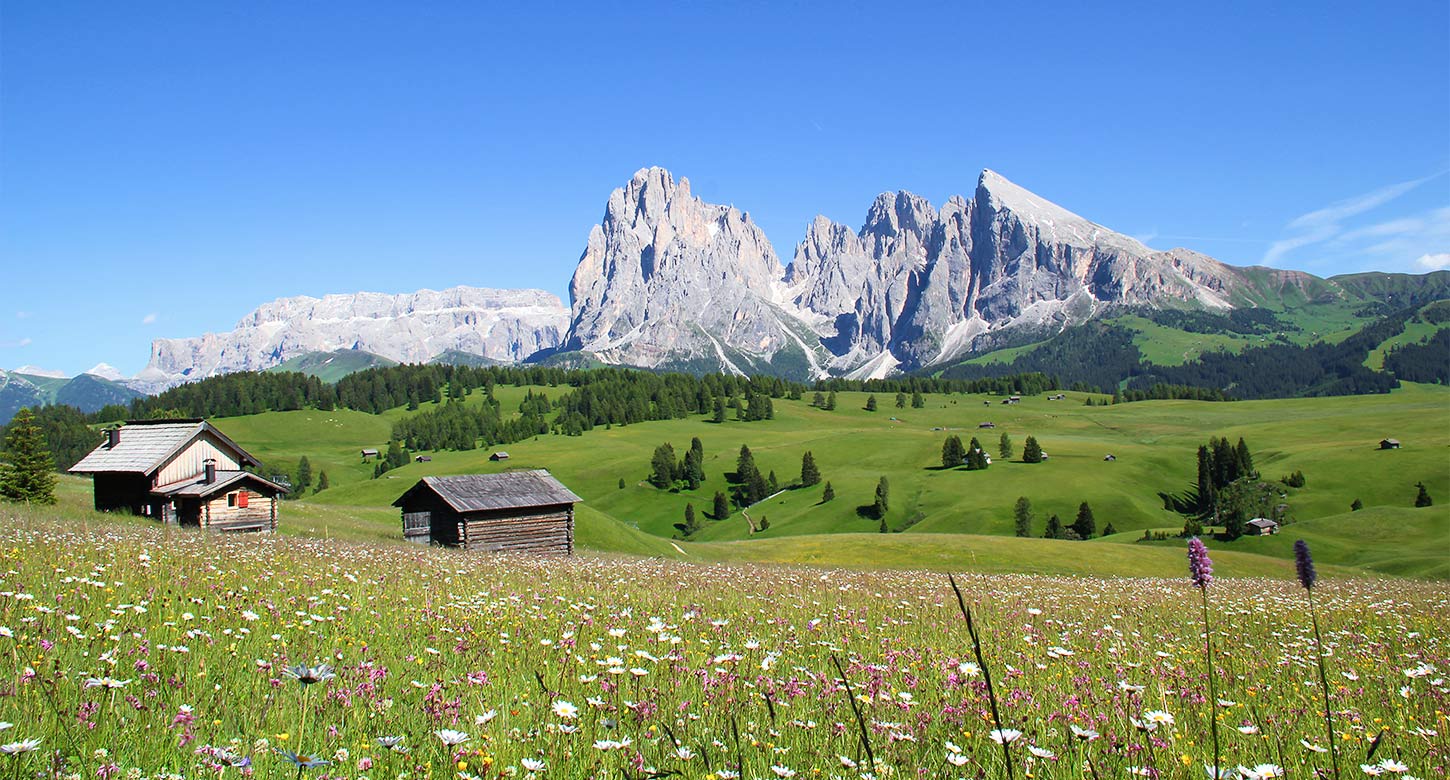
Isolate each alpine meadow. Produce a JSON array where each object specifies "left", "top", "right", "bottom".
[{"left": 3, "top": 3, "right": 1449, "bottom": 779}]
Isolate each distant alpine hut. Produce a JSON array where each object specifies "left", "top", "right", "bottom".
[
  {"left": 1246, "top": 517, "right": 1281, "bottom": 535},
  {"left": 69, "top": 419, "right": 285, "bottom": 532},
  {"left": 393, "top": 470, "right": 580, "bottom": 554},
  {"left": 1103, "top": 454, "right": 1116, "bottom": 461},
  {"left": 978, "top": 422, "right": 996, "bottom": 429},
  {"left": 1379, "top": 438, "right": 1401, "bottom": 450},
  {"left": 415, "top": 455, "right": 432, "bottom": 463},
  {"left": 489, "top": 451, "right": 511, "bottom": 461},
  {"left": 361, "top": 448, "right": 380, "bottom": 460}
]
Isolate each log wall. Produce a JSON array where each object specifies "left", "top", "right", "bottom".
[
  {"left": 201, "top": 492, "right": 277, "bottom": 532},
  {"left": 460, "top": 504, "right": 573, "bottom": 555}
]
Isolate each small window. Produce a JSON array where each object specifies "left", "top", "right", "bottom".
[{"left": 227, "top": 493, "right": 237, "bottom": 508}]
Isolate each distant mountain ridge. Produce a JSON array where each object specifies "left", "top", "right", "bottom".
[
  {"left": 134, "top": 286, "right": 569, "bottom": 392},
  {"left": 562, "top": 167, "right": 1430, "bottom": 379},
  {"left": 0, "top": 368, "right": 143, "bottom": 424}
]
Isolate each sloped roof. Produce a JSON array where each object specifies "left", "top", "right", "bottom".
[
  {"left": 153, "top": 470, "right": 289, "bottom": 498},
  {"left": 69, "top": 420, "right": 260, "bottom": 475},
  {"left": 393, "top": 469, "right": 581, "bottom": 513},
  {"left": 1247, "top": 517, "right": 1279, "bottom": 527}
]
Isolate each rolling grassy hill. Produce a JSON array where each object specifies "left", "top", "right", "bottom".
[{"left": 156, "top": 379, "right": 1450, "bottom": 579}]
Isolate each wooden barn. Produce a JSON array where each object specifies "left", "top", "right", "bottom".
[
  {"left": 393, "top": 470, "right": 580, "bottom": 555},
  {"left": 69, "top": 419, "right": 286, "bottom": 532}
]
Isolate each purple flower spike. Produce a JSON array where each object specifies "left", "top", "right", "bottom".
[
  {"left": 1294, "top": 539, "right": 1317, "bottom": 591},
  {"left": 1187, "top": 537, "right": 1214, "bottom": 590}
]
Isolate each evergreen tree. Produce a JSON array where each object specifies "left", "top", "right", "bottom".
[
  {"left": 895, "top": 392, "right": 907, "bottom": 409},
  {"left": 879, "top": 514, "right": 889, "bottom": 533},
  {"left": 1350, "top": 498, "right": 1363, "bottom": 511},
  {"left": 1043, "top": 513, "right": 1064, "bottom": 539},
  {"left": 385, "top": 439, "right": 408, "bottom": 469},
  {"left": 1415, "top": 481, "right": 1434, "bottom": 507},
  {"left": 812, "top": 391, "right": 825, "bottom": 408},
  {"left": 873, "top": 475, "right": 890, "bottom": 518},
  {"left": 314, "top": 470, "right": 329, "bottom": 494},
  {"left": 746, "top": 468, "right": 769, "bottom": 506},
  {"left": 713, "top": 397, "right": 727, "bottom": 423},
  {"left": 757, "top": 515, "right": 769, "bottom": 531},
  {"left": 799, "top": 451, "right": 821, "bottom": 487},
  {"left": 865, "top": 395, "right": 878, "bottom": 412},
  {"left": 965, "top": 437, "right": 989, "bottom": 470},
  {"left": 822, "top": 481, "right": 835, "bottom": 502},
  {"left": 1235, "top": 437, "right": 1255, "bottom": 479},
  {"left": 736, "top": 445, "right": 757, "bottom": 483},
  {"left": 1013, "top": 496, "right": 1032, "bottom": 537},
  {"left": 1196, "top": 445, "right": 1216, "bottom": 514},
  {"left": 911, "top": 390, "right": 924, "bottom": 408},
  {"left": 688, "top": 437, "right": 706, "bottom": 484},
  {"left": 767, "top": 470, "right": 779, "bottom": 494},
  {"left": 1182, "top": 516, "right": 1204, "bottom": 537},
  {"left": 1072, "top": 501, "right": 1097, "bottom": 539},
  {"left": 683, "top": 503, "right": 698, "bottom": 535},
  {"left": 1022, "top": 435, "right": 1043, "bottom": 463},
  {"left": 649, "top": 443, "right": 677, "bottom": 489},
  {"left": 712, "top": 490, "right": 730, "bottom": 520},
  {"left": 941, "top": 435, "right": 966, "bottom": 468},
  {"left": 1102, "top": 522, "right": 1117, "bottom": 536},
  {"left": 0, "top": 409, "right": 57, "bottom": 504},
  {"left": 619, "top": 477, "right": 627, "bottom": 490},
  {"left": 998, "top": 431, "right": 1013, "bottom": 460},
  {"left": 296, "top": 456, "right": 313, "bottom": 493},
  {"left": 825, "top": 391, "right": 838, "bottom": 411}
]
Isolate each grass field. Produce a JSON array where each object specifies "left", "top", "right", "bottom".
[
  {"left": 152, "top": 380, "right": 1450, "bottom": 580},
  {"left": 0, "top": 509, "right": 1444, "bottom": 778}
]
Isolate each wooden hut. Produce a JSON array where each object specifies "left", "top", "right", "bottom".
[
  {"left": 1379, "top": 438, "right": 1401, "bottom": 450},
  {"left": 1246, "top": 518, "right": 1281, "bottom": 535},
  {"left": 393, "top": 470, "right": 580, "bottom": 554},
  {"left": 69, "top": 419, "right": 285, "bottom": 532}
]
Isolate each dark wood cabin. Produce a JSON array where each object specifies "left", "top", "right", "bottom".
[
  {"left": 393, "top": 470, "right": 580, "bottom": 555},
  {"left": 69, "top": 419, "right": 286, "bottom": 532},
  {"left": 1380, "top": 438, "right": 1401, "bottom": 450}
]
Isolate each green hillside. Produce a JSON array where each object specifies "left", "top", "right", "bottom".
[
  {"left": 268, "top": 349, "right": 399, "bottom": 382},
  {"left": 167, "top": 379, "right": 1450, "bottom": 578}
]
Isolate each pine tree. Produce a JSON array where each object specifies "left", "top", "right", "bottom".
[
  {"left": 800, "top": 451, "right": 821, "bottom": 487},
  {"left": 1043, "top": 513, "right": 1064, "bottom": 539},
  {"left": 865, "top": 395, "right": 878, "bottom": 412},
  {"left": 1235, "top": 437, "right": 1255, "bottom": 479},
  {"left": 1350, "top": 498, "right": 1363, "bottom": 511},
  {"left": 713, "top": 397, "right": 727, "bottom": 423},
  {"left": 386, "top": 439, "right": 408, "bottom": 469},
  {"left": 966, "top": 437, "right": 988, "bottom": 470},
  {"left": 911, "top": 390, "right": 924, "bottom": 408},
  {"left": 1196, "top": 445, "right": 1216, "bottom": 514},
  {"left": 688, "top": 438, "right": 706, "bottom": 485},
  {"left": 314, "top": 470, "right": 329, "bottom": 494},
  {"left": 999, "top": 431, "right": 1013, "bottom": 460},
  {"left": 822, "top": 481, "right": 835, "bottom": 502},
  {"left": 895, "top": 392, "right": 907, "bottom": 409},
  {"left": 736, "top": 445, "right": 757, "bottom": 483},
  {"left": 618, "top": 477, "right": 627, "bottom": 490},
  {"left": 767, "top": 470, "right": 779, "bottom": 494},
  {"left": 812, "top": 391, "right": 825, "bottom": 408},
  {"left": 1102, "top": 522, "right": 1117, "bottom": 536},
  {"left": 1013, "top": 496, "right": 1032, "bottom": 537},
  {"left": 1415, "top": 482, "right": 1434, "bottom": 507},
  {"left": 296, "top": 456, "right": 313, "bottom": 493},
  {"left": 941, "top": 435, "right": 966, "bottom": 468},
  {"left": 712, "top": 490, "right": 730, "bottom": 520},
  {"left": 1022, "top": 435, "right": 1043, "bottom": 463},
  {"left": 1072, "top": 501, "right": 1097, "bottom": 539},
  {"left": 825, "top": 392, "right": 838, "bottom": 411},
  {"left": 649, "top": 443, "right": 677, "bottom": 489},
  {"left": 0, "top": 409, "right": 57, "bottom": 504},
  {"left": 683, "top": 503, "right": 698, "bottom": 535},
  {"left": 873, "top": 476, "right": 890, "bottom": 518}
]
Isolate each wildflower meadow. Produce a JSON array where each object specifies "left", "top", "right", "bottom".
[{"left": 0, "top": 515, "right": 1445, "bottom": 779}]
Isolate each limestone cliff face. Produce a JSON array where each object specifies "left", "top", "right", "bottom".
[
  {"left": 565, "top": 167, "right": 819, "bottom": 375},
  {"left": 563, "top": 166, "right": 1292, "bottom": 377},
  {"left": 137, "top": 286, "right": 568, "bottom": 390}
]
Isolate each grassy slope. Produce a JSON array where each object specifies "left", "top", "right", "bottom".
[{"left": 236, "top": 381, "right": 1450, "bottom": 577}]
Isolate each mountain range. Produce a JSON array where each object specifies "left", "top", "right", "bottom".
[{"left": 13, "top": 167, "right": 1447, "bottom": 404}]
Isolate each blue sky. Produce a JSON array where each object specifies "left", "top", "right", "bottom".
[{"left": 2, "top": 2, "right": 1447, "bottom": 376}]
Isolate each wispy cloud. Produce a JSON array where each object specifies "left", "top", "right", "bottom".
[
  {"left": 1264, "top": 173, "right": 1449, "bottom": 269},
  {"left": 1417, "top": 253, "right": 1450, "bottom": 270},
  {"left": 141, "top": 312, "right": 158, "bottom": 325},
  {"left": 0, "top": 337, "right": 33, "bottom": 348}
]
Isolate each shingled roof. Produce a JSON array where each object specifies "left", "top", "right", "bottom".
[
  {"left": 153, "top": 470, "right": 289, "bottom": 498},
  {"left": 393, "top": 470, "right": 581, "bottom": 513},
  {"left": 69, "top": 420, "right": 260, "bottom": 475}
]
